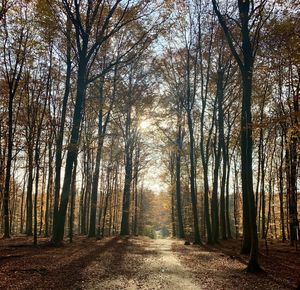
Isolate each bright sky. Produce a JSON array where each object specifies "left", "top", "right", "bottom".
[
  {"left": 143, "top": 160, "right": 168, "bottom": 194},
  {"left": 138, "top": 117, "right": 168, "bottom": 194}
]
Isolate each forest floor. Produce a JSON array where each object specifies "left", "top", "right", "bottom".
[{"left": 0, "top": 236, "right": 299, "bottom": 290}]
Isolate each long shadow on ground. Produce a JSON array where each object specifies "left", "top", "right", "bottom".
[{"left": 172, "top": 241, "right": 298, "bottom": 290}]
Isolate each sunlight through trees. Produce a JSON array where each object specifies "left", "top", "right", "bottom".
[{"left": 0, "top": 0, "right": 299, "bottom": 284}]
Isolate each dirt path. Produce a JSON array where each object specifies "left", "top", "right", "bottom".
[
  {"left": 143, "top": 239, "right": 199, "bottom": 289},
  {"left": 1, "top": 236, "right": 299, "bottom": 289},
  {"left": 79, "top": 237, "right": 199, "bottom": 290},
  {"left": 79, "top": 237, "right": 299, "bottom": 290}
]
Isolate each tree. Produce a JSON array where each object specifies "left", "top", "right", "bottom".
[
  {"left": 0, "top": 0, "right": 9, "bottom": 21},
  {"left": 119, "top": 54, "right": 154, "bottom": 235},
  {"left": 88, "top": 65, "right": 116, "bottom": 238},
  {"left": 212, "top": 0, "right": 269, "bottom": 272},
  {"left": 1, "top": 1, "right": 29, "bottom": 238},
  {"left": 52, "top": 0, "right": 163, "bottom": 244}
]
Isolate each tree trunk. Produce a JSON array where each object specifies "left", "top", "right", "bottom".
[
  {"left": 199, "top": 103, "right": 213, "bottom": 244},
  {"left": 278, "top": 132, "right": 286, "bottom": 241},
  {"left": 69, "top": 160, "right": 77, "bottom": 243},
  {"left": 3, "top": 92, "right": 13, "bottom": 238},
  {"left": 52, "top": 55, "right": 87, "bottom": 245},
  {"left": 88, "top": 111, "right": 104, "bottom": 237},
  {"left": 212, "top": 0, "right": 261, "bottom": 271},
  {"left": 120, "top": 150, "right": 133, "bottom": 236},
  {"left": 52, "top": 19, "right": 72, "bottom": 237},
  {"left": 133, "top": 149, "right": 140, "bottom": 236},
  {"left": 45, "top": 136, "right": 53, "bottom": 237},
  {"left": 26, "top": 150, "right": 34, "bottom": 236},
  {"left": 120, "top": 142, "right": 133, "bottom": 235},
  {"left": 187, "top": 110, "right": 201, "bottom": 245},
  {"left": 33, "top": 146, "right": 40, "bottom": 245},
  {"left": 102, "top": 164, "right": 112, "bottom": 237},
  {"left": 175, "top": 121, "right": 185, "bottom": 239},
  {"left": 217, "top": 68, "right": 227, "bottom": 240},
  {"left": 211, "top": 123, "right": 220, "bottom": 244},
  {"left": 241, "top": 72, "right": 259, "bottom": 272},
  {"left": 20, "top": 170, "right": 27, "bottom": 234},
  {"left": 260, "top": 144, "right": 266, "bottom": 239}
]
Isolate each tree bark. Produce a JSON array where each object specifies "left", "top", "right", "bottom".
[
  {"left": 187, "top": 110, "right": 202, "bottom": 245},
  {"left": 3, "top": 91, "right": 13, "bottom": 238},
  {"left": 52, "top": 19, "right": 72, "bottom": 237},
  {"left": 175, "top": 118, "right": 185, "bottom": 239},
  {"left": 212, "top": 0, "right": 261, "bottom": 272},
  {"left": 120, "top": 108, "right": 133, "bottom": 236},
  {"left": 52, "top": 55, "right": 87, "bottom": 244}
]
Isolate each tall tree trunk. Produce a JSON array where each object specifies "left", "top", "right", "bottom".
[
  {"left": 120, "top": 150, "right": 133, "bottom": 236},
  {"left": 102, "top": 163, "right": 112, "bottom": 237},
  {"left": 212, "top": 0, "right": 261, "bottom": 271},
  {"left": 2, "top": 20, "right": 27, "bottom": 237},
  {"left": 20, "top": 170, "right": 27, "bottom": 234},
  {"left": 69, "top": 160, "right": 77, "bottom": 243},
  {"left": 52, "top": 20, "right": 72, "bottom": 237},
  {"left": 241, "top": 71, "right": 259, "bottom": 271},
  {"left": 52, "top": 55, "right": 87, "bottom": 245},
  {"left": 45, "top": 136, "right": 53, "bottom": 237},
  {"left": 278, "top": 132, "right": 286, "bottom": 241},
  {"left": 39, "top": 153, "right": 47, "bottom": 236},
  {"left": 233, "top": 156, "right": 241, "bottom": 239},
  {"left": 89, "top": 64, "right": 116, "bottom": 237},
  {"left": 79, "top": 183, "right": 85, "bottom": 235},
  {"left": 286, "top": 72, "right": 299, "bottom": 246},
  {"left": 33, "top": 146, "right": 40, "bottom": 245},
  {"left": 260, "top": 143, "right": 266, "bottom": 238},
  {"left": 26, "top": 150, "right": 34, "bottom": 236},
  {"left": 187, "top": 110, "right": 201, "bottom": 245},
  {"left": 120, "top": 107, "right": 133, "bottom": 236},
  {"left": 225, "top": 155, "right": 232, "bottom": 239},
  {"left": 175, "top": 120, "right": 185, "bottom": 239},
  {"left": 133, "top": 148, "right": 140, "bottom": 236},
  {"left": 96, "top": 177, "right": 105, "bottom": 238},
  {"left": 112, "top": 164, "right": 119, "bottom": 235},
  {"left": 88, "top": 79, "right": 105, "bottom": 237},
  {"left": 225, "top": 117, "right": 233, "bottom": 239},
  {"left": 211, "top": 122, "right": 221, "bottom": 244},
  {"left": 3, "top": 92, "right": 13, "bottom": 238},
  {"left": 217, "top": 68, "right": 227, "bottom": 240},
  {"left": 199, "top": 100, "right": 214, "bottom": 244}
]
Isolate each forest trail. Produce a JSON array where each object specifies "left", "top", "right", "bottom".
[
  {"left": 78, "top": 237, "right": 296, "bottom": 290},
  {"left": 79, "top": 237, "right": 199, "bottom": 290},
  {"left": 1, "top": 236, "right": 298, "bottom": 289}
]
